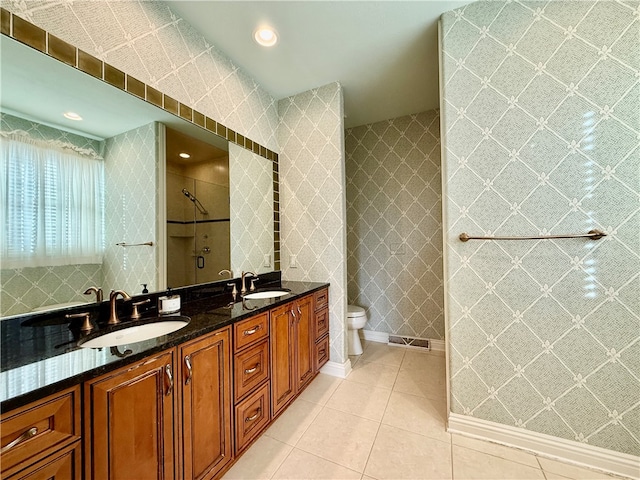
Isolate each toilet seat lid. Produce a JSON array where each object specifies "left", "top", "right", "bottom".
[{"left": 347, "top": 305, "right": 366, "bottom": 317}]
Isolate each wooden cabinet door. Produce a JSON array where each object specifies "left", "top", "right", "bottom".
[
  {"left": 179, "top": 328, "right": 233, "bottom": 480},
  {"left": 85, "top": 349, "right": 176, "bottom": 480},
  {"left": 270, "top": 304, "right": 295, "bottom": 417},
  {"left": 294, "top": 295, "right": 314, "bottom": 391}
]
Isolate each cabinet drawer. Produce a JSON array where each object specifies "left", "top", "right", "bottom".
[
  {"left": 315, "top": 307, "right": 329, "bottom": 340},
  {"left": 234, "top": 339, "right": 270, "bottom": 402},
  {"left": 5, "top": 442, "right": 81, "bottom": 480},
  {"left": 234, "top": 382, "right": 270, "bottom": 454},
  {"left": 1, "top": 386, "right": 81, "bottom": 478},
  {"left": 314, "top": 288, "right": 329, "bottom": 312},
  {"left": 234, "top": 312, "right": 269, "bottom": 352},
  {"left": 315, "top": 335, "right": 330, "bottom": 372}
]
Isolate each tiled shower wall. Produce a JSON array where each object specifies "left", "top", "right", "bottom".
[
  {"left": 3, "top": 0, "right": 279, "bottom": 152},
  {"left": 345, "top": 111, "right": 444, "bottom": 341},
  {"left": 441, "top": 1, "right": 639, "bottom": 456},
  {"left": 0, "top": 113, "right": 104, "bottom": 316},
  {"left": 278, "top": 82, "right": 348, "bottom": 366},
  {"left": 103, "top": 122, "right": 158, "bottom": 295}
]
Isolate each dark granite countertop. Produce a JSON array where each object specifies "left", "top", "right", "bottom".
[{"left": 0, "top": 277, "right": 328, "bottom": 412}]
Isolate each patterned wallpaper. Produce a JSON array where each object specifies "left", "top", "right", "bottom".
[
  {"left": 0, "top": 112, "right": 104, "bottom": 157},
  {"left": 278, "top": 82, "right": 348, "bottom": 366},
  {"left": 229, "top": 143, "right": 274, "bottom": 275},
  {"left": 345, "top": 111, "right": 444, "bottom": 341},
  {"left": 103, "top": 122, "right": 158, "bottom": 295},
  {"left": 3, "top": 0, "right": 279, "bottom": 152},
  {"left": 441, "top": 0, "right": 639, "bottom": 456},
  {"left": 0, "top": 113, "right": 104, "bottom": 316}
]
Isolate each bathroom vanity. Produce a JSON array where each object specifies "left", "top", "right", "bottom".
[{"left": 0, "top": 279, "right": 330, "bottom": 480}]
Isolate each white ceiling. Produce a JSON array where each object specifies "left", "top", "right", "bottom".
[{"left": 166, "top": 1, "right": 471, "bottom": 128}]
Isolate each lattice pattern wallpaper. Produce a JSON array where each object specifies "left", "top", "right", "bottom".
[
  {"left": 3, "top": 0, "right": 279, "bottom": 152},
  {"left": 103, "top": 122, "right": 158, "bottom": 295},
  {"left": 345, "top": 111, "right": 444, "bottom": 341},
  {"left": 441, "top": 0, "right": 639, "bottom": 456},
  {"left": 0, "top": 113, "right": 104, "bottom": 316},
  {"left": 229, "top": 142, "right": 274, "bottom": 275},
  {"left": 278, "top": 82, "right": 348, "bottom": 365}
]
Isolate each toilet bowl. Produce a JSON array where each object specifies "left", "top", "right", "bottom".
[{"left": 347, "top": 305, "right": 367, "bottom": 355}]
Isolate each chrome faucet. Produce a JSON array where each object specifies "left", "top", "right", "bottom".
[
  {"left": 108, "top": 290, "right": 131, "bottom": 325},
  {"left": 84, "top": 286, "right": 103, "bottom": 303},
  {"left": 241, "top": 271, "right": 256, "bottom": 295}
]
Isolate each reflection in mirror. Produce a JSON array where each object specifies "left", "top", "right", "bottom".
[
  {"left": 0, "top": 34, "right": 275, "bottom": 318},
  {"left": 229, "top": 143, "right": 274, "bottom": 275},
  {"left": 166, "top": 127, "right": 230, "bottom": 288}
]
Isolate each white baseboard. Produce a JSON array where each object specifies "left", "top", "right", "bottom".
[
  {"left": 320, "top": 359, "right": 352, "bottom": 379},
  {"left": 430, "top": 339, "right": 445, "bottom": 351},
  {"left": 362, "top": 329, "right": 389, "bottom": 343},
  {"left": 448, "top": 413, "right": 640, "bottom": 479}
]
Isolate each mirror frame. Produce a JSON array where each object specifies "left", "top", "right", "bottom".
[{"left": 0, "top": 8, "right": 281, "bottom": 276}]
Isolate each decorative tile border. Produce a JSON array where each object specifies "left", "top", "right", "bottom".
[{"left": 0, "top": 8, "right": 280, "bottom": 270}]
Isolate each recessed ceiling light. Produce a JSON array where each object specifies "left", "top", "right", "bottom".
[
  {"left": 179, "top": 152, "right": 191, "bottom": 159},
  {"left": 63, "top": 111, "right": 83, "bottom": 121},
  {"left": 254, "top": 26, "right": 278, "bottom": 47}
]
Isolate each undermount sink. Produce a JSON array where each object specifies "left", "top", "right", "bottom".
[
  {"left": 78, "top": 316, "right": 190, "bottom": 348},
  {"left": 243, "top": 289, "right": 291, "bottom": 300}
]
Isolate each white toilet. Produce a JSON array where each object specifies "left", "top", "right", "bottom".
[{"left": 347, "top": 305, "right": 367, "bottom": 355}]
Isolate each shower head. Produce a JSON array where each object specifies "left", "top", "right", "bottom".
[
  {"left": 180, "top": 188, "right": 208, "bottom": 215},
  {"left": 182, "top": 188, "right": 194, "bottom": 200}
]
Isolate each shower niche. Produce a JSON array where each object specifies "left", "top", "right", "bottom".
[{"left": 166, "top": 127, "right": 230, "bottom": 288}]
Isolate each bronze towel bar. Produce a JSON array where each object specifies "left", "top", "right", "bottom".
[{"left": 459, "top": 230, "right": 606, "bottom": 242}]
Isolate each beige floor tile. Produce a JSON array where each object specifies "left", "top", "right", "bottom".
[
  {"left": 452, "top": 445, "right": 545, "bottom": 479},
  {"left": 349, "top": 354, "right": 362, "bottom": 367},
  {"left": 347, "top": 360, "right": 399, "bottom": 389},
  {"left": 537, "top": 457, "right": 627, "bottom": 480},
  {"left": 298, "top": 373, "right": 343, "bottom": 405},
  {"left": 272, "top": 448, "right": 362, "bottom": 479},
  {"left": 264, "top": 398, "right": 323, "bottom": 446},
  {"left": 451, "top": 434, "right": 540, "bottom": 468},
  {"left": 296, "top": 407, "right": 379, "bottom": 473},
  {"left": 359, "top": 342, "right": 406, "bottom": 367},
  {"left": 542, "top": 473, "right": 578, "bottom": 480},
  {"left": 222, "top": 435, "right": 293, "bottom": 479},
  {"left": 382, "top": 391, "right": 450, "bottom": 443},
  {"left": 393, "top": 367, "right": 446, "bottom": 400},
  {"left": 402, "top": 350, "right": 446, "bottom": 369},
  {"left": 326, "top": 380, "right": 392, "bottom": 422},
  {"left": 364, "top": 424, "right": 452, "bottom": 479}
]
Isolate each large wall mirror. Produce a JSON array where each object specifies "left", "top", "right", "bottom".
[{"left": 0, "top": 33, "right": 276, "bottom": 318}]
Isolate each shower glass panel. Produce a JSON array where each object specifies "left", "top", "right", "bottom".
[{"left": 166, "top": 172, "right": 230, "bottom": 288}]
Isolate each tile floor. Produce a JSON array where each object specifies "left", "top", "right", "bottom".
[{"left": 223, "top": 340, "right": 629, "bottom": 480}]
